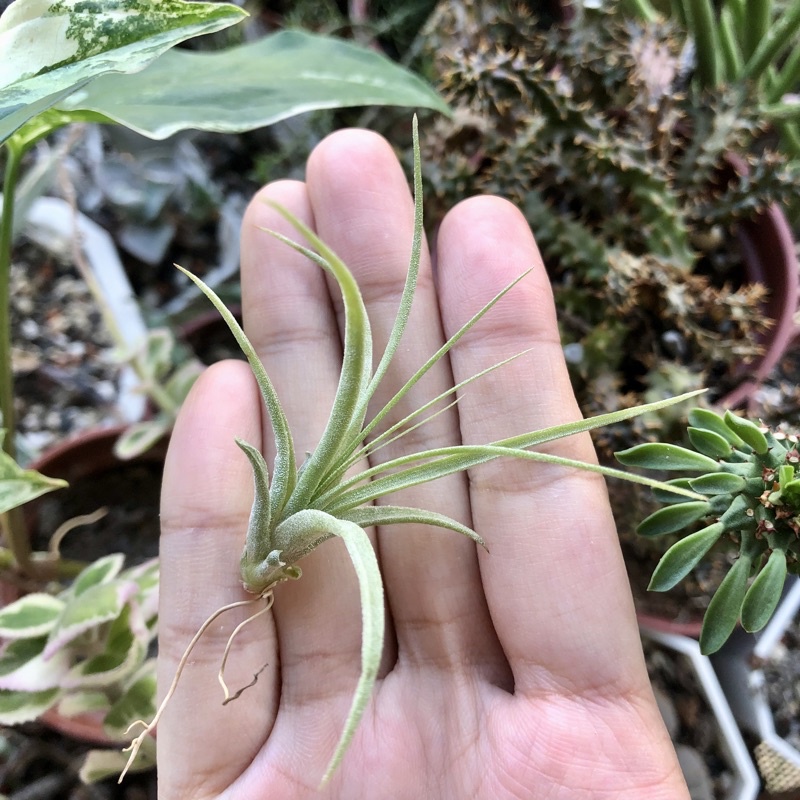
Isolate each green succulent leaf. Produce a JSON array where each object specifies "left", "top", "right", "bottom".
[
  {"left": 741, "top": 548, "right": 788, "bottom": 633},
  {"left": 651, "top": 478, "right": 696, "bottom": 504},
  {"left": 648, "top": 522, "right": 726, "bottom": 592},
  {"left": 700, "top": 554, "right": 752, "bottom": 654},
  {"left": 687, "top": 408, "right": 746, "bottom": 447},
  {"left": 0, "top": 430, "right": 67, "bottom": 514},
  {"left": 722, "top": 411, "right": 769, "bottom": 454},
  {"left": 0, "top": 0, "right": 246, "bottom": 145},
  {"left": 688, "top": 473, "right": 747, "bottom": 495},
  {"left": 782, "top": 478, "right": 800, "bottom": 505},
  {"left": 615, "top": 442, "right": 720, "bottom": 472},
  {"left": 58, "top": 31, "right": 450, "bottom": 140},
  {"left": 0, "top": 593, "right": 65, "bottom": 638},
  {"left": 637, "top": 501, "right": 711, "bottom": 537},
  {"left": 718, "top": 494, "right": 756, "bottom": 529},
  {"left": 687, "top": 427, "right": 733, "bottom": 459}
]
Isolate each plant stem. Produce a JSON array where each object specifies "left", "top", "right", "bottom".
[
  {"left": 741, "top": 2, "right": 800, "bottom": 82},
  {"left": 767, "top": 45, "right": 800, "bottom": 103},
  {"left": 745, "top": 0, "right": 771, "bottom": 64},
  {"left": 0, "top": 141, "right": 33, "bottom": 572},
  {"left": 0, "top": 141, "right": 22, "bottom": 462},
  {"left": 684, "top": 0, "right": 722, "bottom": 89}
]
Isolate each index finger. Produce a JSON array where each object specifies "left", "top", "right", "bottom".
[{"left": 436, "top": 196, "right": 647, "bottom": 697}]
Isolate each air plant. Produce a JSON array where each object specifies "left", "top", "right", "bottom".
[{"left": 121, "top": 119, "right": 702, "bottom": 784}]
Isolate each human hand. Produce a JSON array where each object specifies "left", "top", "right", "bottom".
[{"left": 156, "top": 128, "right": 690, "bottom": 799}]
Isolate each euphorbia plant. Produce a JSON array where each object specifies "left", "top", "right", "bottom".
[
  {"left": 122, "top": 119, "right": 705, "bottom": 785},
  {"left": 617, "top": 408, "right": 800, "bottom": 654}
]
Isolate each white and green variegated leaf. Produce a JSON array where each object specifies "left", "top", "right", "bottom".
[
  {"left": 0, "top": 687, "right": 60, "bottom": 724},
  {"left": 62, "top": 606, "right": 145, "bottom": 689},
  {"left": 113, "top": 418, "right": 171, "bottom": 461},
  {"left": 0, "top": 635, "right": 70, "bottom": 690},
  {"left": 43, "top": 580, "right": 137, "bottom": 660},
  {"left": 58, "top": 30, "right": 450, "bottom": 140},
  {"left": 71, "top": 553, "right": 126, "bottom": 597},
  {"left": 80, "top": 732, "right": 156, "bottom": 783},
  {"left": 102, "top": 659, "right": 156, "bottom": 740},
  {"left": 0, "top": 430, "right": 67, "bottom": 514},
  {"left": 0, "top": 593, "right": 64, "bottom": 638},
  {"left": 57, "top": 689, "right": 111, "bottom": 717},
  {"left": 0, "top": 0, "right": 246, "bottom": 145}
]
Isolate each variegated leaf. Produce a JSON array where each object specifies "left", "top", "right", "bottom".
[{"left": 0, "top": 593, "right": 64, "bottom": 638}]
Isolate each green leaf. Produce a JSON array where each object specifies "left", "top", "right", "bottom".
[
  {"left": 113, "top": 418, "right": 170, "bottom": 460},
  {"left": 688, "top": 473, "right": 747, "bottom": 495},
  {"left": 0, "top": 635, "right": 70, "bottom": 691},
  {"left": 322, "top": 516, "right": 383, "bottom": 787},
  {"left": 700, "top": 554, "right": 752, "bottom": 654},
  {"left": 79, "top": 733, "right": 156, "bottom": 783},
  {"left": 615, "top": 442, "right": 720, "bottom": 472},
  {"left": 0, "top": 687, "right": 59, "bottom": 724},
  {"left": 637, "top": 501, "right": 711, "bottom": 537},
  {"left": 72, "top": 553, "right": 125, "bottom": 597},
  {"left": 687, "top": 408, "right": 746, "bottom": 447},
  {"left": 722, "top": 410, "right": 769, "bottom": 454},
  {"left": 0, "top": 0, "right": 246, "bottom": 145},
  {"left": 342, "top": 505, "right": 486, "bottom": 548},
  {"left": 164, "top": 359, "right": 203, "bottom": 404},
  {"left": 175, "top": 266, "right": 297, "bottom": 519},
  {"left": 59, "top": 31, "right": 450, "bottom": 140},
  {"left": 102, "top": 661, "right": 156, "bottom": 740},
  {"left": 0, "top": 593, "right": 64, "bottom": 638},
  {"left": 648, "top": 522, "right": 726, "bottom": 591},
  {"left": 651, "top": 478, "right": 696, "bottom": 504},
  {"left": 741, "top": 549, "right": 787, "bottom": 632},
  {"left": 58, "top": 690, "right": 111, "bottom": 717},
  {"left": 687, "top": 427, "right": 733, "bottom": 459},
  {"left": 0, "top": 430, "right": 67, "bottom": 514},
  {"left": 44, "top": 580, "right": 135, "bottom": 659}
]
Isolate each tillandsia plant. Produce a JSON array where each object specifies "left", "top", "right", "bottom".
[
  {"left": 617, "top": 408, "right": 800, "bottom": 654},
  {"left": 0, "top": 0, "right": 449, "bottom": 579},
  {"left": 122, "top": 119, "right": 705, "bottom": 785}
]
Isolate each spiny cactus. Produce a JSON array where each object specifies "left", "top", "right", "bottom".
[
  {"left": 413, "top": 0, "right": 798, "bottom": 455},
  {"left": 617, "top": 409, "right": 800, "bottom": 653}
]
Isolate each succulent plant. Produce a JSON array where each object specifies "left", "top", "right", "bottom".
[
  {"left": 412, "top": 0, "right": 800, "bottom": 454},
  {"left": 617, "top": 408, "right": 800, "bottom": 653}
]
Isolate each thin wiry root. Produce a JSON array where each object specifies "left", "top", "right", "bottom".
[
  {"left": 118, "top": 592, "right": 272, "bottom": 784},
  {"left": 219, "top": 592, "right": 274, "bottom": 702}
]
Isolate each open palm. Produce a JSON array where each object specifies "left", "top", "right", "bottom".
[{"left": 156, "top": 128, "right": 689, "bottom": 800}]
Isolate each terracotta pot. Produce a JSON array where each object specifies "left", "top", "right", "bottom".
[{"left": 722, "top": 202, "right": 799, "bottom": 409}]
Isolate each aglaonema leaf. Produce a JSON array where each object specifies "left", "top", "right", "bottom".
[
  {"left": 57, "top": 31, "right": 450, "bottom": 140},
  {"left": 0, "top": 0, "right": 246, "bottom": 145}
]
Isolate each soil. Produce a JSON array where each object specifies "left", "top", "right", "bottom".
[
  {"left": 0, "top": 723, "right": 156, "bottom": 800},
  {"left": 10, "top": 244, "right": 124, "bottom": 459},
  {"left": 26, "top": 461, "right": 162, "bottom": 567}
]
